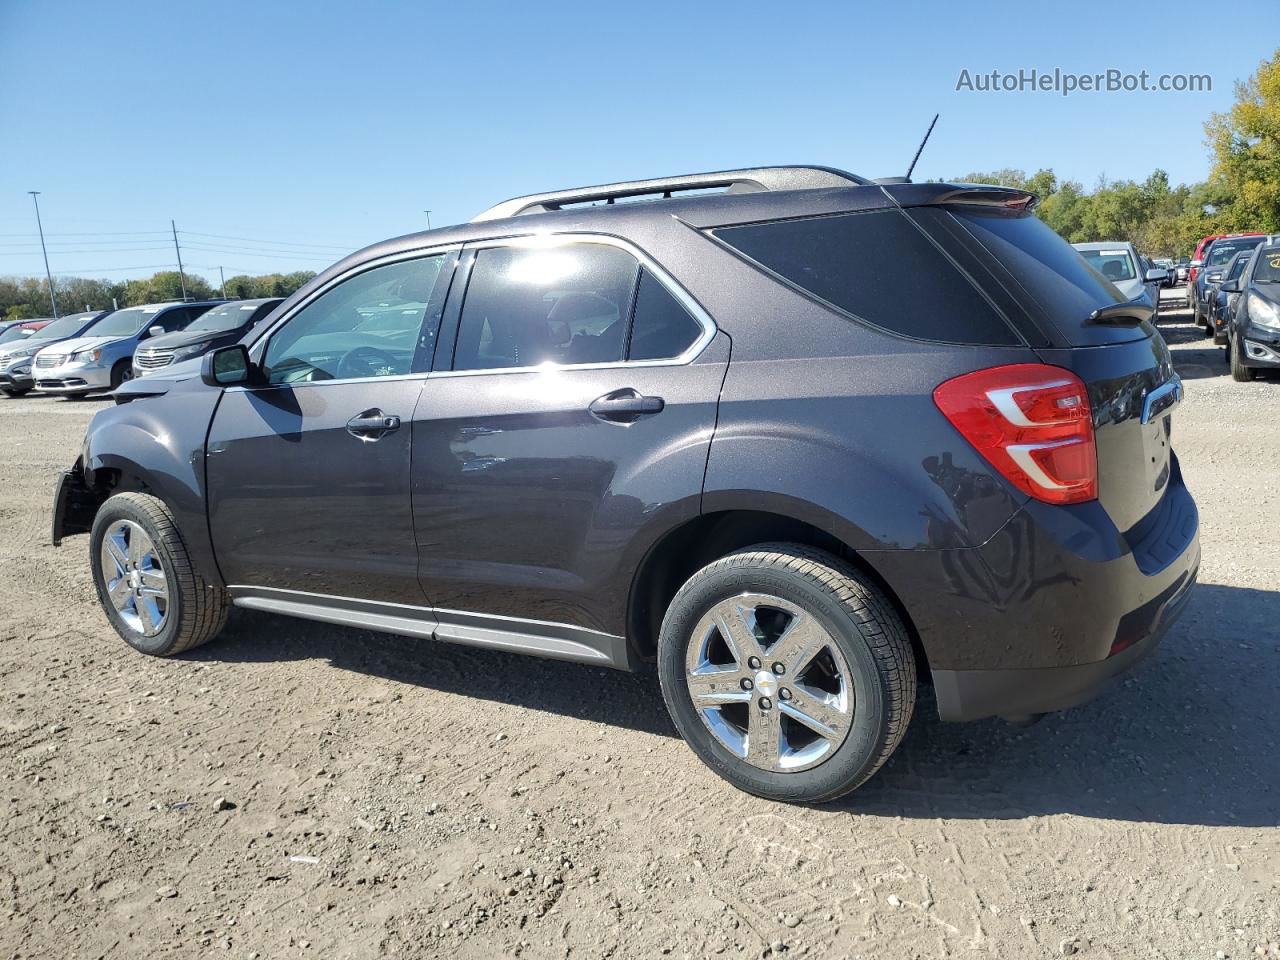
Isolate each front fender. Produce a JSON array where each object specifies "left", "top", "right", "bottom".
[{"left": 79, "top": 384, "right": 223, "bottom": 586}]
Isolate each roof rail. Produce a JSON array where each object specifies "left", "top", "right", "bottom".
[{"left": 471, "top": 165, "right": 871, "bottom": 222}]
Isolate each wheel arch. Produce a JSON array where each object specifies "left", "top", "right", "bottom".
[
  {"left": 626, "top": 508, "right": 928, "bottom": 677},
  {"left": 63, "top": 394, "right": 226, "bottom": 587}
]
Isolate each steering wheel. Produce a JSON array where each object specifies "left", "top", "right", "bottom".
[{"left": 336, "top": 345, "right": 399, "bottom": 380}]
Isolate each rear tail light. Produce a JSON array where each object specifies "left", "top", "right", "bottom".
[{"left": 933, "top": 363, "right": 1097, "bottom": 505}]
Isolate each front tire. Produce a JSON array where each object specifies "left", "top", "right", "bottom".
[
  {"left": 657, "top": 543, "right": 916, "bottom": 804},
  {"left": 1230, "top": 333, "right": 1256, "bottom": 382},
  {"left": 89, "top": 492, "right": 230, "bottom": 656},
  {"left": 110, "top": 360, "right": 133, "bottom": 390}
]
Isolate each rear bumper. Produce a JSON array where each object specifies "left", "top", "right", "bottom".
[
  {"left": 931, "top": 543, "right": 1197, "bottom": 721},
  {"left": 866, "top": 461, "right": 1200, "bottom": 722}
]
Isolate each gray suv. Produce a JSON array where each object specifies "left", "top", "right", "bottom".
[
  {"left": 52, "top": 166, "right": 1199, "bottom": 803},
  {"left": 33, "top": 300, "right": 223, "bottom": 395}
]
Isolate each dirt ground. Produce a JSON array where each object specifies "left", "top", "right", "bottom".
[{"left": 2, "top": 292, "right": 1277, "bottom": 960}]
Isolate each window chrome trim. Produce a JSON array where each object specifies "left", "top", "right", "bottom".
[
  {"left": 445, "top": 231, "right": 717, "bottom": 375},
  {"left": 228, "top": 232, "right": 717, "bottom": 392}
]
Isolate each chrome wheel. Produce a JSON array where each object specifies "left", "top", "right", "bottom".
[
  {"left": 684, "top": 593, "right": 853, "bottom": 773},
  {"left": 100, "top": 520, "right": 169, "bottom": 636}
]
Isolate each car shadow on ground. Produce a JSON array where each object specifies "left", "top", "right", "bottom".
[{"left": 193, "top": 582, "right": 1278, "bottom": 828}]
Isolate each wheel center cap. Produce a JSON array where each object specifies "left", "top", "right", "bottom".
[{"left": 754, "top": 670, "right": 777, "bottom": 698}]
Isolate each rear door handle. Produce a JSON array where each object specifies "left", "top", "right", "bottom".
[
  {"left": 589, "top": 389, "right": 664, "bottom": 424},
  {"left": 346, "top": 409, "right": 401, "bottom": 441}
]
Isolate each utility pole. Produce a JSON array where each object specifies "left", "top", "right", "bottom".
[
  {"left": 218, "top": 266, "right": 227, "bottom": 299},
  {"left": 28, "top": 191, "right": 59, "bottom": 317},
  {"left": 423, "top": 209, "right": 433, "bottom": 230},
  {"left": 171, "top": 219, "right": 188, "bottom": 300}
]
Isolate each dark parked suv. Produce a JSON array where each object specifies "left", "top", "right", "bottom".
[
  {"left": 132, "top": 298, "right": 283, "bottom": 378},
  {"left": 52, "top": 166, "right": 1199, "bottom": 803}
]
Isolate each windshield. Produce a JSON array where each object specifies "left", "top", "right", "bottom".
[
  {"left": 87, "top": 307, "right": 157, "bottom": 338},
  {"left": 1077, "top": 248, "right": 1137, "bottom": 282},
  {"left": 1255, "top": 248, "right": 1280, "bottom": 284},
  {"left": 0, "top": 325, "right": 35, "bottom": 345},
  {"left": 1208, "top": 238, "right": 1263, "bottom": 268},
  {"left": 25, "top": 312, "right": 97, "bottom": 341},
  {"left": 187, "top": 302, "right": 263, "bottom": 333}
]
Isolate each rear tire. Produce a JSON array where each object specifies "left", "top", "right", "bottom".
[
  {"left": 1230, "top": 334, "right": 1255, "bottom": 382},
  {"left": 90, "top": 492, "right": 230, "bottom": 656},
  {"left": 1, "top": 387, "right": 27, "bottom": 397},
  {"left": 657, "top": 543, "right": 916, "bottom": 804}
]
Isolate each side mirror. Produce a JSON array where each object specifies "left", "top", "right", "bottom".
[
  {"left": 1221, "top": 279, "right": 1241, "bottom": 293},
  {"left": 1144, "top": 269, "right": 1168, "bottom": 283},
  {"left": 201, "top": 344, "right": 255, "bottom": 387},
  {"left": 148, "top": 325, "right": 166, "bottom": 337}
]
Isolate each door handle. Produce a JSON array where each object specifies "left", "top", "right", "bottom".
[
  {"left": 346, "top": 409, "right": 401, "bottom": 441},
  {"left": 589, "top": 389, "right": 665, "bottom": 424}
]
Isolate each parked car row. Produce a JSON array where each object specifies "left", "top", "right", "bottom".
[
  {"left": 0, "top": 298, "right": 282, "bottom": 398},
  {"left": 1187, "top": 232, "right": 1268, "bottom": 327},
  {"left": 1211, "top": 239, "right": 1280, "bottom": 381}
]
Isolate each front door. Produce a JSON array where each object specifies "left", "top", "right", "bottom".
[
  {"left": 207, "top": 250, "right": 456, "bottom": 603},
  {"left": 412, "top": 238, "right": 727, "bottom": 641}
]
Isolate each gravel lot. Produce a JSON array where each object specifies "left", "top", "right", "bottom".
[{"left": 2, "top": 292, "right": 1277, "bottom": 960}]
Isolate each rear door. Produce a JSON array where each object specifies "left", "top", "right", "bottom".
[
  {"left": 411, "top": 236, "right": 726, "bottom": 644},
  {"left": 206, "top": 251, "right": 456, "bottom": 603}
]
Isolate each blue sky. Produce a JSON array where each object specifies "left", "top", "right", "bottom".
[{"left": 1, "top": 0, "right": 1276, "bottom": 285}]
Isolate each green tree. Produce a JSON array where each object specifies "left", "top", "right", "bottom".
[{"left": 1204, "top": 50, "right": 1280, "bottom": 232}]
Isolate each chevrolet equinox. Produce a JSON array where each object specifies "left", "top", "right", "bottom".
[{"left": 52, "top": 166, "right": 1200, "bottom": 803}]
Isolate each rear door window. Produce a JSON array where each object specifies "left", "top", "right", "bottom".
[
  {"left": 627, "top": 268, "right": 704, "bottom": 360},
  {"left": 452, "top": 243, "right": 639, "bottom": 370},
  {"left": 712, "top": 208, "right": 1020, "bottom": 345}
]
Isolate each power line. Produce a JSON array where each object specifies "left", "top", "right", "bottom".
[
  {"left": 178, "top": 230, "right": 354, "bottom": 250},
  {"left": 181, "top": 243, "right": 335, "bottom": 261},
  {"left": 0, "top": 230, "right": 171, "bottom": 238},
  {"left": 1, "top": 249, "right": 175, "bottom": 257}
]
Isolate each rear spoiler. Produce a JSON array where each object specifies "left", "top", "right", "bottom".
[
  {"left": 879, "top": 182, "right": 1039, "bottom": 211},
  {"left": 1088, "top": 298, "right": 1155, "bottom": 326}
]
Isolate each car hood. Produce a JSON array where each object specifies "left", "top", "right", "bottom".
[
  {"left": 140, "top": 328, "right": 228, "bottom": 352},
  {"left": 1111, "top": 277, "right": 1148, "bottom": 302},
  {"left": 114, "top": 356, "right": 204, "bottom": 398},
  {"left": 43, "top": 335, "right": 129, "bottom": 356}
]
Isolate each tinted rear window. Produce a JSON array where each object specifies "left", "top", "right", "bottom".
[
  {"left": 713, "top": 209, "right": 1020, "bottom": 345},
  {"left": 946, "top": 208, "right": 1152, "bottom": 346}
]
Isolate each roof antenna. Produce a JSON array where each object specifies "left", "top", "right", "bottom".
[{"left": 874, "top": 113, "right": 939, "bottom": 185}]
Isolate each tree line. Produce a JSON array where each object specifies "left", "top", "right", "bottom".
[{"left": 1, "top": 270, "right": 316, "bottom": 322}]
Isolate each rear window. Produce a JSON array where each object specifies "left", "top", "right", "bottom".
[
  {"left": 946, "top": 208, "right": 1152, "bottom": 346},
  {"left": 1076, "top": 248, "right": 1137, "bottom": 283},
  {"left": 713, "top": 209, "right": 1020, "bottom": 345}
]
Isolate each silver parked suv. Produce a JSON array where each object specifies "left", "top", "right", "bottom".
[{"left": 34, "top": 300, "right": 223, "bottom": 396}]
